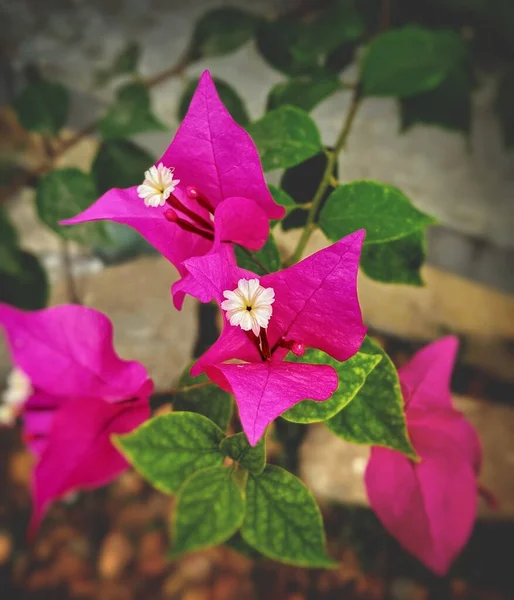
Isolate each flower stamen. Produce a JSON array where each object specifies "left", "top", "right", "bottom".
[
  {"left": 137, "top": 163, "right": 180, "bottom": 207},
  {"left": 164, "top": 209, "right": 214, "bottom": 241},
  {"left": 221, "top": 278, "right": 275, "bottom": 337}
]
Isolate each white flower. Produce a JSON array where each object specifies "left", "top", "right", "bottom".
[
  {"left": 221, "top": 278, "right": 275, "bottom": 336},
  {"left": 0, "top": 368, "right": 32, "bottom": 426},
  {"left": 137, "top": 163, "right": 180, "bottom": 207}
]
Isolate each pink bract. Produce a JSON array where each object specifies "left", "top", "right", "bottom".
[
  {"left": 365, "top": 337, "right": 481, "bottom": 575},
  {"left": 61, "top": 71, "right": 284, "bottom": 309},
  {"left": 0, "top": 304, "right": 152, "bottom": 537},
  {"left": 186, "top": 230, "right": 367, "bottom": 445}
]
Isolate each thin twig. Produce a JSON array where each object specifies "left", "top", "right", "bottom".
[
  {"left": 3, "top": 55, "right": 192, "bottom": 203},
  {"left": 285, "top": 86, "right": 362, "bottom": 266},
  {"left": 171, "top": 381, "right": 213, "bottom": 395},
  {"left": 380, "top": 0, "right": 392, "bottom": 32},
  {"left": 61, "top": 239, "right": 81, "bottom": 304}
]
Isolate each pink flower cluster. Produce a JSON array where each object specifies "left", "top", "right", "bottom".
[{"left": 0, "top": 72, "right": 483, "bottom": 573}]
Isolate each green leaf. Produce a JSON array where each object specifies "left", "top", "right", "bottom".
[
  {"left": 36, "top": 168, "right": 108, "bottom": 245},
  {"left": 178, "top": 76, "right": 249, "bottom": 127},
  {"left": 319, "top": 181, "right": 436, "bottom": 245},
  {"left": 171, "top": 466, "right": 245, "bottom": 556},
  {"left": 297, "top": 0, "right": 364, "bottom": 57},
  {"left": 220, "top": 432, "right": 266, "bottom": 475},
  {"left": 113, "top": 412, "right": 225, "bottom": 494},
  {"left": 495, "top": 67, "right": 514, "bottom": 148},
  {"left": 0, "top": 250, "right": 48, "bottom": 309},
  {"left": 400, "top": 66, "right": 472, "bottom": 134},
  {"left": 95, "top": 41, "right": 140, "bottom": 86},
  {"left": 188, "top": 8, "right": 260, "bottom": 60},
  {"left": 256, "top": 20, "right": 319, "bottom": 76},
  {"left": 234, "top": 234, "right": 280, "bottom": 276},
  {"left": 360, "top": 231, "right": 426, "bottom": 286},
  {"left": 361, "top": 26, "right": 467, "bottom": 98},
  {"left": 98, "top": 83, "right": 166, "bottom": 139},
  {"left": 247, "top": 106, "right": 322, "bottom": 171},
  {"left": 225, "top": 532, "right": 263, "bottom": 558},
  {"left": 242, "top": 465, "right": 336, "bottom": 567},
  {"left": 269, "top": 185, "right": 296, "bottom": 216},
  {"left": 174, "top": 368, "right": 233, "bottom": 431},
  {"left": 267, "top": 74, "right": 341, "bottom": 113},
  {"left": 283, "top": 349, "right": 382, "bottom": 423},
  {"left": 92, "top": 140, "right": 154, "bottom": 194},
  {"left": 326, "top": 337, "right": 416, "bottom": 458},
  {"left": 256, "top": 2, "right": 362, "bottom": 76},
  {"left": 13, "top": 79, "right": 70, "bottom": 136}
]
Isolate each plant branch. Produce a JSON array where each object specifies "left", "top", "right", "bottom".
[
  {"left": 285, "top": 86, "right": 362, "bottom": 266},
  {"left": 4, "top": 55, "right": 192, "bottom": 202},
  {"left": 61, "top": 239, "right": 82, "bottom": 304},
  {"left": 171, "top": 381, "right": 212, "bottom": 395}
]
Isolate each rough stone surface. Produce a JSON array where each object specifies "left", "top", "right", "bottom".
[
  {"left": 0, "top": 0, "right": 513, "bottom": 291},
  {"left": 49, "top": 255, "right": 198, "bottom": 392},
  {"left": 299, "top": 395, "right": 514, "bottom": 519}
]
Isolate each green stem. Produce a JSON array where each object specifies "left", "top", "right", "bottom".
[
  {"left": 285, "top": 87, "right": 362, "bottom": 266},
  {"left": 171, "top": 381, "right": 212, "bottom": 394},
  {"left": 61, "top": 239, "right": 82, "bottom": 305}
]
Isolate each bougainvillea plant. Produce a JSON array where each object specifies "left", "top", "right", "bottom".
[{"left": 1, "top": 0, "right": 495, "bottom": 576}]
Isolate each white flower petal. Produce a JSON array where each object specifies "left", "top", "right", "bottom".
[
  {"left": 229, "top": 310, "right": 246, "bottom": 327},
  {"left": 238, "top": 311, "right": 254, "bottom": 332},
  {"left": 250, "top": 314, "right": 261, "bottom": 336}
]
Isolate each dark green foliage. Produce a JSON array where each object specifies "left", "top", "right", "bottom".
[
  {"left": 174, "top": 368, "right": 233, "bottom": 431},
  {"left": 178, "top": 76, "right": 250, "bottom": 127},
  {"left": 267, "top": 75, "right": 341, "bottom": 112},
  {"left": 220, "top": 432, "right": 266, "bottom": 475},
  {"left": 0, "top": 251, "right": 48, "bottom": 310},
  {"left": 98, "top": 83, "right": 166, "bottom": 139},
  {"left": 14, "top": 79, "right": 69, "bottom": 136},
  {"left": 361, "top": 26, "right": 467, "bottom": 98},
  {"left": 242, "top": 465, "right": 336, "bottom": 567},
  {"left": 234, "top": 234, "right": 281, "bottom": 275},
  {"left": 401, "top": 65, "right": 472, "bottom": 133},
  {"left": 171, "top": 466, "right": 245, "bottom": 556},
  {"left": 283, "top": 349, "right": 382, "bottom": 423},
  {"left": 36, "top": 168, "right": 108, "bottom": 245},
  {"left": 360, "top": 231, "right": 426, "bottom": 286},
  {"left": 187, "top": 8, "right": 260, "bottom": 60},
  {"left": 92, "top": 140, "right": 154, "bottom": 194},
  {"left": 319, "top": 181, "right": 436, "bottom": 244},
  {"left": 95, "top": 41, "right": 141, "bottom": 86},
  {"left": 326, "top": 337, "right": 416, "bottom": 458},
  {"left": 113, "top": 412, "right": 225, "bottom": 494},
  {"left": 247, "top": 106, "right": 323, "bottom": 171}
]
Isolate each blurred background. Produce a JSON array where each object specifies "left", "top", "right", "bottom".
[{"left": 0, "top": 0, "right": 513, "bottom": 598}]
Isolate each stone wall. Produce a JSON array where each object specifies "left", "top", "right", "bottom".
[{"left": 1, "top": 0, "right": 514, "bottom": 291}]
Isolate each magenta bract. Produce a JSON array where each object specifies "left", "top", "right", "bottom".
[
  {"left": 185, "top": 230, "right": 367, "bottom": 445},
  {"left": 61, "top": 71, "right": 284, "bottom": 309},
  {"left": 365, "top": 337, "right": 481, "bottom": 575},
  {"left": 0, "top": 304, "right": 152, "bottom": 537}
]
